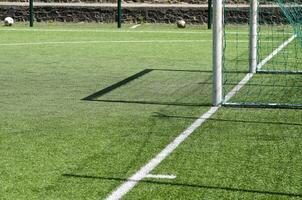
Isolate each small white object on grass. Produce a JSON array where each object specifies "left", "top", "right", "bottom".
[
  {"left": 4, "top": 17, "right": 14, "bottom": 26},
  {"left": 130, "top": 24, "right": 141, "bottom": 29},
  {"left": 145, "top": 174, "right": 176, "bottom": 179},
  {"left": 177, "top": 20, "right": 186, "bottom": 28}
]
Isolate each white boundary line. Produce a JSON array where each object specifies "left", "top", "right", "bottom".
[
  {"left": 105, "top": 34, "right": 298, "bottom": 200},
  {"left": 145, "top": 174, "right": 176, "bottom": 179},
  {"left": 0, "top": 28, "right": 293, "bottom": 35},
  {"left": 0, "top": 28, "right": 250, "bottom": 35},
  {"left": 0, "top": 39, "right": 276, "bottom": 46},
  {"left": 0, "top": 40, "right": 212, "bottom": 46},
  {"left": 105, "top": 106, "right": 219, "bottom": 200}
]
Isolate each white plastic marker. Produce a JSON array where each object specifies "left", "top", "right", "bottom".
[
  {"left": 105, "top": 34, "right": 298, "bottom": 200},
  {"left": 145, "top": 174, "right": 176, "bottom": 179},
  {"left": 130, "top": 24, "right": 141, "bottom": 29}
]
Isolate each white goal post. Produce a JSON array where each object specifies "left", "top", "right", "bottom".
[{"left": 213, "top": 0, "right": 260, "bottom": 106}]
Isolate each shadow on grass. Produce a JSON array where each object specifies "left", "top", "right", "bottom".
[
  {"left": 82, "top": 69, "right": 153, "bottom": 100},
  {"left": 82, "top": 68, "right": 301, "bottom": 107},
  {"left": 152, "top": 112, "right": 302, "bottom": 126},
  {"left": 87, "top": 99, "right": 211, "bottom": 107},
  {"left": 62, "top": 173, "right": 302, "bottom": 198},
  {"left": 82, "top": 68, "right": 213, "bottom": 107}
]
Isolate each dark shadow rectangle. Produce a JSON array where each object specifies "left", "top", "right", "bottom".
[
  {"left": 82, "top": 68, "right": 213, "bottom": 107},
  {"left": 82, "top": 69, "right": 153, "bottom": 100},
  {"left": 88, "top": 99, "right": 211, "bottom": 107},
  {"left": 62, "top": 173, "right": 302, "bottom": 198}
]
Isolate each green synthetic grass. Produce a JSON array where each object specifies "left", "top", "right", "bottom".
[
  {"left": 0, "top": 23, "right": 301, "bottom": 200},
  {"left": 128, "top": 108, "right": 302, "bottom": 199}
]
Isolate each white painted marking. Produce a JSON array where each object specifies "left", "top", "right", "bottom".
[
  {"left": 0, "top": 27, "right": 226, "bottom": 34},
  {"left": 145, "top": 174, "right": 176, "bottom": 179},
  {"left": 1, "top": 28, "right": 292, "bottom": 36},
  {"left": 0, "top": 39, "right": 273, "bottom": 47},
  {"left": 0, "top": 40, "right": 209, "bottom": 46},
  {"left": 224, "top": 73, "right": 254, "bottom": 102},
  {"left": 257, "top": 34, "right": 297, "bottom": 69},
  {"left": 105, "top": 33, "right": 299, "bottom": 200},
  {"left": 0, "top": 28, "right": 249, "bottom": 35},
  {"left": 105, "top": 106, "right": 219, "bottom": 200},
  {"left": 130, "top": 24, "right": 141, "bottom": 29}
]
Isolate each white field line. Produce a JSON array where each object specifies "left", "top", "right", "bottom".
[
  {"left": 0, "top": 28, "right": 293, "bottom": 36},
  {"left": 0, "top": 40, "right": 209, "bottom": 46},
  {"left": 130, "top": 24, "right": 141, "bottom": 29},
  {"left": 0, "top": 28, "right": 241, "bottom": 34},
  {"left": 145, "top": 174, "right": 176, "bottom": 179},
  {"left": 224, "top": 73, "right": 254, "bottom": 102},
  {"left": 105, "top": 106, "right": 219, "bottom": 200},
  {"left": 257, "top": 34, "right": 297, "bottom": 69},
  {"left": 0, "top": 40, "right": 224, "bottom": 46},
  {"left": 105, "top": 33, "right": 298, "bottom": 200},
  {"left": 0, "top": 39, "right": 276, "bottom": 46}
]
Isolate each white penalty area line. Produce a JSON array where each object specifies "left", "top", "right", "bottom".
[
  {"left": 105, "top": 106, "right": 220, "bottom": 200},
  {"left": 0, "top": 28, "right": 293, "bottom": 36},
  {"left": 105, "top": 33, "right": 298, "bottom": 200},
  {"left": 2, "top": 28, "right": 291, "bottom": 36},
  {"left": 0, "top": 39, "right": 263, "bottom": 46},
  {"left": 0, "top": 40, "right": 210, "bottom": 46},
  {"left": 0, "top": 28, "right": 249, "bottom": 35}
]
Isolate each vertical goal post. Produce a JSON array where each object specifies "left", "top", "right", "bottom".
[
  {"left": 213, "top": 0, "right": 258, "bottom": 106},
  {"left": 249, "top": 0, "right": 258, "bottom": 74},
  {"left": 212, "top": 0, "right": 223, "bottom": 106}
]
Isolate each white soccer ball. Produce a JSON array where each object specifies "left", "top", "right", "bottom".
[
  {"left": 4, "top": 17, "right": 14, "bottom": 26},
  {"left": 177, "top": 19, "right": 186, "bottom": 28}
]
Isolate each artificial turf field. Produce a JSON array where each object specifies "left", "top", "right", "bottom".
[{"left": 0, "top": 23, "right": 301, "bottom": 200}]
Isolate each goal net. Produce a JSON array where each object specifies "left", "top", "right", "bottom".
[{"left": 213, "top": 0, "right": 302, "bottom": 108}]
